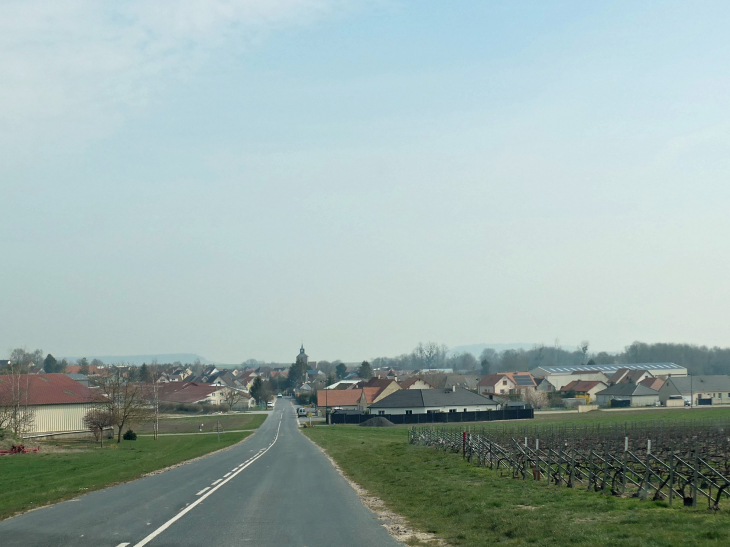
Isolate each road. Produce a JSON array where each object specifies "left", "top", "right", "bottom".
[{"left": 1, "top": 400, "right": 402, "bottom": 547}]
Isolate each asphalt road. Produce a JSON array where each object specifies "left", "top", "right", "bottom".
[{"left": 1, "top": 400, "right": 402, "bottom": 547}]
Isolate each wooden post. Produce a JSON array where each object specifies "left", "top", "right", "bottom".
[
  {"left": 668, "top": 453, "right": 674, "bottom": 506},
  {"left": 692, "top": 451, "right": 698, "bottom": 509}
]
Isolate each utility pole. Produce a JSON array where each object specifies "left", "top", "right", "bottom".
[{"left": 217, "top": 419, "right": 221, "bottom": 442}]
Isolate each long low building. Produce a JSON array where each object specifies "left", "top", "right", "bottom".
[
  {"left": 0, "top": 373, "right": 100, "bottom": 436},
  {"left": 658, "top": 376, "right": 730, "bottom": 406},
  {"left": 369, "top": 387, "right": 501, "bottom": 415},
  {"left": 530, "top": 363, "right": 687, "bottom": 379}
]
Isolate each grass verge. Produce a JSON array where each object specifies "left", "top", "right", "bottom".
[
  {"left": 0, "top": 431, "right": 252, "bottom": 521},
  {"left": 134, "top": 413, "right": 267, "bottom": 434},
  {"left": 304, "top": 426, "right": 730, "bottom": 547}
]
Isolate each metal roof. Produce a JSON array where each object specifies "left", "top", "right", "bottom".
[
  {"left": 534, "top": 363, "right": 685, "bottom": 374},
  {"left": 513, "top": 376, "right": 535, "bottom": 386}
]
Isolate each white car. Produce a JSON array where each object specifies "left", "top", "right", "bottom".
[{"left": 266, "top": 401, "right": 274, "bottom": 409}]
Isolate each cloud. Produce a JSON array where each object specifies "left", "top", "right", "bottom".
[{"left": 0, "top": 0, "right": 356, "bottom": 143}]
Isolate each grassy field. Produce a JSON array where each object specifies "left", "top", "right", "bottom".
[
  {"left": 133, "top": 412, "right": 267, "bottom": 434},
  {"left": 0, "top": 431, "right": 254, "bottom": 521},
  {"left": 304, "top": 425, "right": 730, "bottom": 547},
  {"left": 532, "top": 406, "right": 730, "bottom": 425}
]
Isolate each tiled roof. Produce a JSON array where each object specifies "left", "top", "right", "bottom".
[
  {"left": 398, "top": 377, "right": 433, "bottom": 389},
  {"left": 596, "top": 383, "right": 660, "bottom": 397},
  {"left": 317, "top": 388, "right": 380, "bottom": 407},
  {"left": 560, "top": 380, "right": 605, "bottom": 393},
  {"left": 0, "top": 373, "right": 100, "bottom": 405},
  {"left": 477, "top": 374, "right": 511, "bottom": 387},
  {"left": 640, "top": 377, "right": 665, "bottom": 391},
  {"left": 158, "top": 382, "right": 223, "bottom": 404}
]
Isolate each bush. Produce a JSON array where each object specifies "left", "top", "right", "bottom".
[{"left": 122, "top": 429, "right": 137, "bottom": 441}]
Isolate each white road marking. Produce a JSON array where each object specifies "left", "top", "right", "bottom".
[
  {"left": 116, "top": 543, "right": 131, "bottom": 547},
  {"left": 223, "top": 473, "right": 231, "bottom": 478},
  {"left": 195, "top": 487, "right": 210, "bottom": 496},
  {"left": 211, "top": 479, "right": 222, "bottom": 486},
  {"left": 133, "top": 419, "right": 283, "bottom": 547}
]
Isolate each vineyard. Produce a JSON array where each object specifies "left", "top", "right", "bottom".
[{"left": 410, "top": 418, "right": 730, "bottom": 510}]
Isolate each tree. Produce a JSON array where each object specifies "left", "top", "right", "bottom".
[
  {"left": 288, "top": 360, "right": 307, "bottom": 388},
  {"left": 146, "top": 363, "right": 161, "bottom": 440},
  {"left": 83, "top": 408, "right": 114, "bottom": 447},
  {"left": 358, "top": 361, "right": 373, "bottom": 380},
  {"left": 223, "top": 388, "right": 245, "bottom": 411},
  {"left": 98, "top": 370, "right": 151, "bottom": 443},
  {"left": 335, "top": 362, "right": 347, "bottom": 380},
  {"left": 0, "top": 362, "right": 35, "bottom": 435},
  {"left": 326, "top": 373, "right": 335, "bottom": 387},
  {"left": 250, "top": 377, "right": 271, "bottom": 406},
  {"left": 578, "top": 341, "right": 590, "bottom": 365},
  {"left": 139, "top": 363, "right": 150, "bottom": 383},
  {"left": 480, "top": 359, "right": 491, "bottom": 375},
  {"left": 9, "top": 348, "right": 43, "bottom": 373},
  {"left": 43, "top": 354, "right": 58, "bottom": 373},
  {"left": 522, "top": 389, "right": 548, "bottom": 409},
  {"left": 58, "top": 359, "right": 69, "bottom": 374}
]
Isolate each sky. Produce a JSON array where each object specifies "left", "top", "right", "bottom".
[{"left": 2, "top": 1, "right": 730, "bottom": 363}]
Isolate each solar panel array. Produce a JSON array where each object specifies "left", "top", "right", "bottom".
[
  {"left": 513, "top": 375, "right": 535, "bottom": 386},
  {"left": 536, "top": 362, "right": 683, "bottom": 374}
]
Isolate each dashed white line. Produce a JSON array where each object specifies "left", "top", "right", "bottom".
[
  {"left": 116, "top": 543, "right": 131, "bottom": 547},
  {"left": 211, "top": 479, "right": 222, "bottom": 486},
  {"left": 223, "top": 472, "right": 231, "bottom": 478},
  {"left": 195, "top": 487, "right": 210, "bottom": 496},
  {"left": 133, "top": 419, "right": 283, "bottom": 547}
]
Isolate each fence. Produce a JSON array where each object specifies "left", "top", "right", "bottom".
[
  {"left": 410, "top": 418, "right": 730, "bottom": 509},
  {"left": 330, "top": 408, "right": 533, "bottom": 425}
]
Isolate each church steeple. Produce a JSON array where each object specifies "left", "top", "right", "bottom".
[{"left": 300, "top": 344, "right": 305, "bottom": 355}]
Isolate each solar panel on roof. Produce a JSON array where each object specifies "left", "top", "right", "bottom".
[{"left": 514, "top": 376, "right": 534, "bottom": 386}]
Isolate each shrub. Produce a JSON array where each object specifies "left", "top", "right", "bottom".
[{"left": 122, "top": 429, "right": 137, "bottom": 441}]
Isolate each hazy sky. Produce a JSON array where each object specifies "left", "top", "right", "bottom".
[{"left": 2, "top": 1, "right": 730, "bottom": 363}]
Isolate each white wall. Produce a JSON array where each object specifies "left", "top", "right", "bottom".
[{"left": 27, "top": 403, "right": 96, "bottom": 434}]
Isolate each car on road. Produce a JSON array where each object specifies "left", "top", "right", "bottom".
[
  {"left": 277, "top": 393, "right": 282, "bottom": 398},
  {"left": 267, "top": 401, "right": 274, "bottom": 409}
]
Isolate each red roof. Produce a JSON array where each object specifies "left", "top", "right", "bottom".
[
  {"left": 317, "top": 388, "right": 380, "bottom": 407},
  {"left": 399, "top": 377, "right": 432, "bottom": 389},
  {"left": 0, "top": 374, "right": 100, "bottom": 405},
  {"left": 477, "top": 374, "right": 512, "bottom": 387},
  {"left": 640, "top": 377, "right": 665, "bottom": 391},
  {"left": 560, "top": 380, "right": 605, "bottom": 393}
]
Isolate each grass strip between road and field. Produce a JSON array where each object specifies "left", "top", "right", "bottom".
[
  {"left": 304, "top": 425, "right": 730, "bottom": 547},
  {"left": 0, "top": 430, "right": 255, "bottom": 521}
]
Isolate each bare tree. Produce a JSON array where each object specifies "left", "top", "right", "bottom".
[
  {"left": 578, "top": 340, "right": 590, "bottom": 365},
  {"left": 98, "top": 370, "right": 151, "bottom": 443},
  {"left": 83, "top": 408, "right": 114, "bottom": 447},
  {"left": 147, "top": 362, "right": 161, "bottom": 440},
  {"left": 0, "top": 363, "right": 35, "bottom": 435},
  {"left": 522, "top": 389, "right": 548, "bottom": 409},
  {"left": 223, "top": 388, "right": 245, "bottom": 411}
]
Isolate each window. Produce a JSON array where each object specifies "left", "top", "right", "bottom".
[
  {"left": 405, "top": 410, "right": 412, "bottom": 415},
  {"left": 449, "top": 409, "right": 456, "bottom": 413},
  {"left": 378, "top": 411, "right": 385, "bottom": 415},
  {"left": 463, "top": 408, "right": 467, "bottom": 412},
  {"left": 502, "top": 380, "right": 507, "bottom": 385}
]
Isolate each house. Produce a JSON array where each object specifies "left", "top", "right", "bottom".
[
  {"left": 369, "top": 387, "right": 501, "bottom": 415},
  {"left": 476, "top": 373, "right": 536, "bottom": 396},
  {"left": 529, "top": 363, "right": 687, "bottom": 379},
  {"left": 607, "top": 368, "right": 654, "bottom": 385},
  {"left": 639, "top": 377, "right": 665, "bottom": 391},
  {"left": 0, "top": 373, "right": 100, "bottom": 435},
  {"left": 657, "top": 376, "right": 730, "bottom": 406},
  {"left": 398, "top": 377, "right": 434, "bottom": 390},
  {"left": 361, "top": 378, "right": 402, "bottom": 402},
  {"left": 316, "top": 388, "right": 380, "bottom": 412},
  {"left": 478, "top": 374, "right": 516, "bottom": 396},
  {"left": 157, "top": 382, "right": 254, "bottom": 408},
  {"left": 559, "top": 380, "right": 608, "bottom": 403},
  {"left": 595, "top": 383, "right": 660, "bottom": 407},
  {"left": 539, "top": 372, "right": 610, "bottom": 391}
]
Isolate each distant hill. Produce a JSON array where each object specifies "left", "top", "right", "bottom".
[
  {"left": 446, "top": 343, "right": 536, "bottom": 357},
  {"left": 62, "top": 353, "right": 210, "bottom": 366}
]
